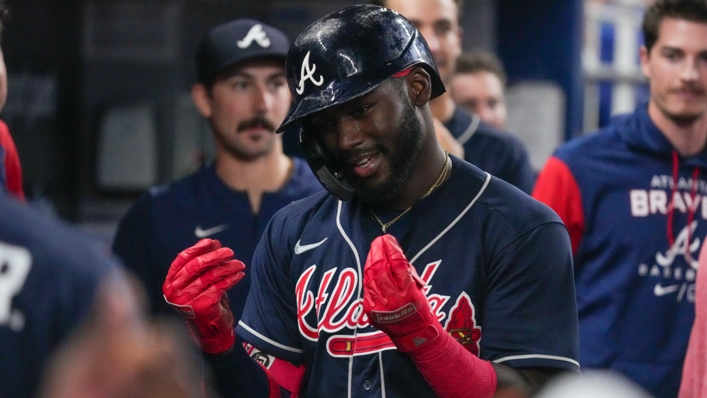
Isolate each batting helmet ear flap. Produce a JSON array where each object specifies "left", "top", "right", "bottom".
[{"left": 299, "top": 122, "right": 354, "bottom": 201}]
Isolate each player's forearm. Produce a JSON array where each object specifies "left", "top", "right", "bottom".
[
  {"left": 203, "top": 340, "right": 280, "bottom": 398},
  {"left": 407, "top": 330, "right": 497, "bottom": 398}
]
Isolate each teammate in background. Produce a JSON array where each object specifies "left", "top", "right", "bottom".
[
  {"left": 679, "top": 241, "right": 707, "bottom": 398},
  {"left": 532, "top": 1, "right": 707, "bottom": 397},
  {"left": 112, "top": 19, "right": 322, "bottom": 320},
  {"left": 164, "top": 6, "right": 578, "bottom": 398},
  {"left": 0, "top": 4, "right": 23, "bottom": 201},
  {"left": 451, "top": 50, "right": 508, "bottom": 130},
  {"left": 370, "top": 0, "right": 535, "bottom": 194}
]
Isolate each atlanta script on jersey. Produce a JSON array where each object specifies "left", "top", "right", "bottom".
[{"left": 234, "top": 156, "right": 579, "bottom": 397}]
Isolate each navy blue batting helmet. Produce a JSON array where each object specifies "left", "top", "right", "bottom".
[{"left": 275, "top": 4, "right": 445, "bottom": 133}]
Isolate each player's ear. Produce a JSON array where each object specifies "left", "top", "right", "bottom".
[
  {"left": 405, "top": 66, "right": 432, "bottom": 106},
  {"left": 191, "top": 83, "right": 213, "bottom": 118}
]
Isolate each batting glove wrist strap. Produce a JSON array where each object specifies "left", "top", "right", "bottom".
[{"left": 362, "top": 234, "right": 444, "bottom": 355}]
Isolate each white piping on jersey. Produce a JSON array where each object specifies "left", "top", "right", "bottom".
[
  {"left": 493, "top": 354, "right": 580, "bottom": 368},
  {"left": 336, "top": 200, "right": 363, "bottom": 398},
  {"left": 455, "top": 114, "right": 480, "bottom": 146},
  {"left": 347, "top": 356, "right": 354, "bottom": 398},
  {"left": 337, "top": 200, "right": 363, "bottom": 298},
  {"left": 409, "top": 172, "right": 491, "bottom": 265},
  {"left": 237, "top": 321, "right": 304, "bottom": 354},
  {"left": 378, "top": 352, "right": 387, "bottom": 398}
]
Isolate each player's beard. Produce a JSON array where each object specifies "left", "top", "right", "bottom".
[{"left": 351, "top": 103, "right": 424, "bottom": 206}]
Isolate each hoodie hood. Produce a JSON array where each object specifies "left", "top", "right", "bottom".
[{"left": 619, "top": 102, "right": 707, "bottom": 169}]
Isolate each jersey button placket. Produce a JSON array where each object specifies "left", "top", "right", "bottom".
[{"left": 362, "top": 380, "right": 372, "bottom": 391}]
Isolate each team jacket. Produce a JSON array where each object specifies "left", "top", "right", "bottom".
[
  {"left": 445, "top": 106, "right": 536, "bottom": 194},
  {"left": 533, "top": 103, "right": 707, "bottom": 398},
  {"left": 232, "top": 156, "right": 579, "bottom": 397},
  {"left": 0, "top": 120, "right": 24, "bottom": 200},
  {"left": 0, "top": 192, "right": 118, "bottom": 397},
  {"left": 112, "top": 158, "right": 322, "bottom": 320}
]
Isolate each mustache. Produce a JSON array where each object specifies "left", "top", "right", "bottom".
[
  {"left": 238, "top": 116, "right": 276, "bottom": 133},
  {"left": 671, "top": 83, "right": 705, "bottom": 95}
]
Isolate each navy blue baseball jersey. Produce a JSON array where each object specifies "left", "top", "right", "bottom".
[
  {"left": 533, "top": 103, "right": 707, "bottom": 398},
  {"left": 0, "top": 192, "right": 119, "bottom": 398},
  {"left": 233, "top": 156, "right": 579, "bottom": 397},
  {"left": 113, "top": 158, "right": 322, "bottom": 320},
  {"left": 445, "top": 106, "right": 536, "bottom": 194}
]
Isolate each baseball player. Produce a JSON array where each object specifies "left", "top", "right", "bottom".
[
  {"left": 112, "top": 19, "right": 322, "bottom": 320},
  {"left": 532, "top": 1, "right": 707, "bottom": 397},
  {"left": 371, "top": 0, "right": 536, "bottom": 194},
  {"left": 164, "top": 5, "right": 578, "bottom": 397},
  {"left": 0, "top": 186, "right": 206, "bottom": 398},
  {"left": 0, "top": 191, "right": 120, "bottom": 397}
]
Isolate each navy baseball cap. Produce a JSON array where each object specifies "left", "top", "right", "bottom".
[{"left": 195, "top": 18, "right": 290, "bottom": 85}]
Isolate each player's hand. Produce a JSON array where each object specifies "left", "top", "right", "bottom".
[
  {"left": 362, "top": 234, "right": 444, "bottom": 354},
  {"left": 163, "top": 238, "right": 245, "bottom": 354}
]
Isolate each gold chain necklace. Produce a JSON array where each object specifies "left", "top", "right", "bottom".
[{"left": 369, "top": 153, "right": 450, "bottom": 233}]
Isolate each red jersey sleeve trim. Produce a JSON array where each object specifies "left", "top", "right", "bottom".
[
  {"left": 532, "top": 156, "right": 584, "bottom": 254},
  {"left": 0, "top": 121, "right": 25, "bottom": 201}
]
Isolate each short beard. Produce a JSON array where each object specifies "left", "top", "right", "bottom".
[
  {"left": 656, "top": 94, "right": 706, "bottom": 126},
  {"left": 353, "top": 100, "right": 424, "bottom": 206},
  {"left": 665, "top": 111, "right": 702, "bottom": 127}
]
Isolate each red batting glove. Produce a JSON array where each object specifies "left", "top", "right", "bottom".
[
  {"left": 163, "top": 238, "right": 245, "bottom": 354},
  {"left": 362, "top": 234, "right": 445, "bottom": 354}
]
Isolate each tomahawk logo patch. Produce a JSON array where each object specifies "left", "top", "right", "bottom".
[{"left": 296, "top": 51, "right": 324, "bottom": 95}]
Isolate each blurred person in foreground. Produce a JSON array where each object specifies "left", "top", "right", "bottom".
[
  {"left": 679, "top": 240, "right": 707, "bottom": 398},
  {"left": 0, "top": 185, "right": 204, "bottom": 397}
]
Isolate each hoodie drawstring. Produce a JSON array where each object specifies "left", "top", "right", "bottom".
[{"left": 667, "top": 150, "right": 699, "bottom": 263}]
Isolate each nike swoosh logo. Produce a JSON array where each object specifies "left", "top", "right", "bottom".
[
  {"left": 294, "top": 238, "right": 328, "bottom": 254},
  {"left": 654, "top": 283, "right": 680, "bottom": 296},
  {"left": 194, "top": 224, "right": 229, "bottom": 238}
]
